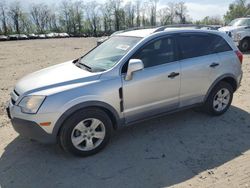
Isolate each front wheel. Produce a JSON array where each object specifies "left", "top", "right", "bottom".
[
  {"left": 204, "top": 82, "right": 234, "bottom": 116},
  {"left": 239, "top": 38, "right": 249, "bottom": 52},
  {"left": 59, "top": 108, "right": 113, "bottom": 157}
]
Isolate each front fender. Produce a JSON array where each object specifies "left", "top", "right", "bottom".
[
  {"left": 52, "top": 100, "right": 123, "bottom": 138},
  {"left": 237, "top": 31, "right": 250, "bottom": 41}
]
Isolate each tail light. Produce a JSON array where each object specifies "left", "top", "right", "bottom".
[{"left": 235, "top": 50, "right": 243, "bottom": 64}]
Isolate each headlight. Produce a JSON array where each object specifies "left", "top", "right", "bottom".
[
  {"left": 233, "top": 33, "right": 241, "bottom": 41},
  {"left": 18, "top": 96, "right": 46, "bottom": 114}
]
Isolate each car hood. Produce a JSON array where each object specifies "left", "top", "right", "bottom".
[
  {"left": 219, "top": 26, "right": 245, "bottom": 32},
  {"left": 15, "top": 61, "right": 101, "bottom": 95}
]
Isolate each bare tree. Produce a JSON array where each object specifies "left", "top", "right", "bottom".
[
  {"left": 60, "top": 1, "right": 71, "bottom": 33},
  {"left": 0, "top": 1, "right": 8, "bottom": 34},
  {"left": 175, "top": 2, "right": 188, "bottom": 24},
  {"left": 48, "top": 11, "right": 59, "bottom": 32},
  {"left": 141, "top": 2, "right": 149, "bottom": 27},
  {"left": 73, "top": 1, "right": 84, "bottom": 34},
  {"left": 85, "top": 1, "right": 101, "bottom": 36},
  {"left": 124, "top": 2, "right": 135, "bottom": 28},
  {"left": 168, "top": 2, "right": 176, "bottom": 24},
  {"left": 157, "top": 2, "right": 176, "bottom": 25},
  {"left": 135, "top": 1, "right": 141, "bottom": 27},
  {"left": 148, "top": 0, "right": 159, "bottom": 26},
  {"left": 59, "top": 1, "right": 84, "bottom": 34},
  {"left": 8, "top": 1, "right": 23, "bottom": 34},
  {"left": 20, "top": 12, "right": 32, "bottom": 33},
  {"left": 101, "top": 2, "right": 113, "bottom": 33},
  {"left": 158, "top": 7, "right": 171, "bottom": 25},
  {"left": 109, "top": 0, "right": 123, "bottom": 31},
  {"left": 30, "top": 3, "right": 51, "bottom": 33}
]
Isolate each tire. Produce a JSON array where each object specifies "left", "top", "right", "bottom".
[
  {"left": 204, "top": 81, "right": 234, "bottom": 116},
  {"left": 239, "top": 38, "right": 249, "bottom": 52},
  {"left": 59, "top": 107, "right": 113, "bottom": 157}
]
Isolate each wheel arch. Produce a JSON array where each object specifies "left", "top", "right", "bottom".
[
  {"left": 204, "top": 74, "right": 238, "bottom": 102},
  {"left": 52, "top": 101, "right": 124, "bottom": 138},
  {"left": 241, "top": 36, "right": 250, "bottom": 42}
]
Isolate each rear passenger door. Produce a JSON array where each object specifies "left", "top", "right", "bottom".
[
  {"left": 177, "top": 33, "right": 220, "bottom": 107},
  {"left": 209, "top": 35, "right": 235, "bottom": 81}
]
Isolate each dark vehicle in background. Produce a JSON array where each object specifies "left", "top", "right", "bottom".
[{"left": 8, "top": 34, "right": 19, "bottom": 40}]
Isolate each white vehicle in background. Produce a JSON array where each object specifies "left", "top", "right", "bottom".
[{"left": 219, "top": 17, "right": 250, "bottom": 52}]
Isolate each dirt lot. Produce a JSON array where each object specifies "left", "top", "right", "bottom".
[{"left": 0, "top": 38, "right": 250, "bottom": 188}]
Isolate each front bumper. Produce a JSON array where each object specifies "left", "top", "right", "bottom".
[
  {"left": 6, "top": 106, "right": 56, "bottom": 144},
  {"left": 234, "top": 40, "right": 240, "bottom": 47}
]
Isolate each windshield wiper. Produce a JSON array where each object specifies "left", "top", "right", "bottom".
[
  {"left": 78, "top": 61, "right": 93, "bottom": 72},
  {"left": 79, "top": 62, "right": 92, "bottom": 69}
]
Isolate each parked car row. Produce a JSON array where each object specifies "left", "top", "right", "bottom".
[{"left": 0, "top": 32, "right": 70, "bottom": 41}]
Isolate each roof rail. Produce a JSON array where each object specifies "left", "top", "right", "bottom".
[
  {"left": 153, "top": 24, "right": 222, "bottom": 33},
  {"left": 112, "top": 25, "right": 164, "bottom": 34},
  {"left": 111, "top": 24, "right": 222, "bottom": 35}
]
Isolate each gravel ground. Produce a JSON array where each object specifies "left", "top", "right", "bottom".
[{"left": 0, "top": 38, "right": 250, "bottom": 188}]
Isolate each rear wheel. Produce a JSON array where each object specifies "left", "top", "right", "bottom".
[
  {"left": 59, "top": 108, "right": 113, "bottom": 157},
  {"left": 204, "top": 82, "right": 233, "bottom": 116},
  {"left": 239, "top": 38, "right": 249, "bottom": 52}
]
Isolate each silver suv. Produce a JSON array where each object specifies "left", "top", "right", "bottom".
[{"left": 7, "top": 28, "right": 243, "bottom": 156}]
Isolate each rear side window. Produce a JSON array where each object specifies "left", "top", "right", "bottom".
[
  {"left": 212, "top": 35, "right": 232, "bottom": 53},
  {"left": 178, "top": 33, "right": 232, "bottom": 60}
]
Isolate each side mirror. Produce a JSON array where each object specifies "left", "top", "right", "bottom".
[{"left": 125, "top": 59, "right": 144, "bottom": 81}]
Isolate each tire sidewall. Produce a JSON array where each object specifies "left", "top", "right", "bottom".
[
  {"left": 59, "top": 108, "right": 113, "bottom": 157},
  {"left": 240, "top": 39, "right": 249, "bottom": 52},
  {"left": 205, "top": 82, "right": 234, "bottom": 116}
]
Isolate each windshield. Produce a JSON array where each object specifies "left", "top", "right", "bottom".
[
  {"left": 229, "top": 18, "right": 250, "bottom": 26},
  {"left": 78, "top": 36, "right": 142, "bottom": 72}
]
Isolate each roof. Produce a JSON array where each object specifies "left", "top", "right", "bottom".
[{"left": 117, "top": 27, "right": 222, "bottom": 38}]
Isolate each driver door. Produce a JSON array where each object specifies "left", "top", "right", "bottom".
[{"left": 121, "top": 36, "right": 181, "bottom": 123}]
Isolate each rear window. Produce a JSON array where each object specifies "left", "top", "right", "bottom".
[{"left": 178, "top": 33, "right": 232, "bottom": 60}]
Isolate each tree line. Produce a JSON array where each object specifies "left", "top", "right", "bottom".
[
  {"left": 0, "top": 0, "right": 249, "bottom": 36},
  {"left": 0, "top": 0, "right": 190, "bottom": 36}
]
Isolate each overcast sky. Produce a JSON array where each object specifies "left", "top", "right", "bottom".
[{"left": 6, "top": 0, "right": 233, "bottom": 21}]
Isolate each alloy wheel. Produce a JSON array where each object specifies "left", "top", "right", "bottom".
[
  {"left": 213, "top": 88, "right": 231, "bottom": 112},
  {"left": 71, "top": 118, "right": 106, "bottom": 151}
]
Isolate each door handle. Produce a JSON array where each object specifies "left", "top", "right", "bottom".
[
  {"left": 210, "top": 62, "right": 219, "bottom": 68},
  {"left": 168, "top": 72, "right": 180, "bottom": 78}
]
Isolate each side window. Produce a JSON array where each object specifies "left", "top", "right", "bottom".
[
  {"left": 211, "top": 35, "right": 232, "bottom": 53},
  {"left": 132, "top": 37, "right": 176, "bottom": 68},
  {"left": 178, "top": 34, "right": 212, "bottom": 59},
  {"left": 178, "top": 34, "right": 232, "bottom": 60}
]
